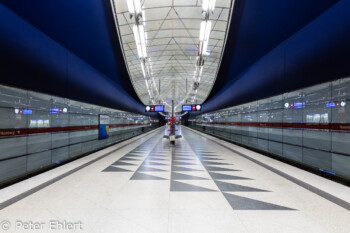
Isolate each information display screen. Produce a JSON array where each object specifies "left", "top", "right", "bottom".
[
  {"left": 145, "top": 105, "right": 165, "bottom": 112},
  {"left": 182, "top": 104, "right": 201, "bottom": 111},
  {"left": 154, "top": 105, "right": 164, "bottom": 112},
  {"left": 182, "top": 105, "right": 192, "bottom": 111}
]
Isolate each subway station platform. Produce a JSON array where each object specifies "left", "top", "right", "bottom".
[{"left": 0, "top": 126, "right": 349, "bottom": 233}]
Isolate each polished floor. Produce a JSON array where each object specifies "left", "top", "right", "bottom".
[{"left": 0, "top": 126, "right": 349, "bottom": 233}]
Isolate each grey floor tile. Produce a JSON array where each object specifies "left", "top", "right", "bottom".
[
  {"left": 201, "top": 161, "right": 232, "bottom": 166},
  {"left": 209, "top": 172, "right": 252, "bottom": 180},
  {"left": 172, "top": 161, "right": 198, "bottom": 166},
  {"left": 137, "top": 166, "right": 167, "bottom": 172},
  {"left": 170, "top": 180, "right": 217, "bottom": 192},
  {"left": 205, "top": 166, "right": 241, "bottom": 172},
  {"left": 172, "top": 166, "right": 203, "bottom": 172},
  {"left": 214, "top": 180, "right": 269, "bottom": 192},
  {"left": 222, "top": 192, "right": 295, "bottom": 210},
  {"left": 130, "top": 172, "right": 167, "bottom": 180},
  {"left": 124, "top": 154, "right": 145, "bottom": 157},
  {"left": 120, "top": 157, "right": 141, "bottom": 161},
  {"left": 199, "top": 157, "right": 224, "bottom": 161},
  {"left": 112, "top": 161, "right": 138, "bottom": 166},
  {"left": 171, "top": 172, "right": 209, "bottom": 180},
  {"left": 197, "top": 154, "right": 219, "bottom": 157},
  {"left": 102, "top": 166, "right": 133, "bottom": 172},
  {"left": 142, "top": 161, "right": 167, "bottom": 166},
  {"left": 147, "top": 158, "right": 167, "bottom": 161},
  {"left": 172, "top": 157, "right": 195, "bottom": 161}
]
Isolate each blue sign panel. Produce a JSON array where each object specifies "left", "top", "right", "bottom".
[
  {"left": 182, "top": 105, "right": 201, "bottom": 111},
  {"left": 294, "top": 102, "right": 305, "bottom": 109},
  {"left": 22, "top": 110, "right": 33, "bottom": 115},
  {"left": 326, "top": 102, "right": 336, "bottom": 108},
  {"left": 182, "top": 105, "right": 192, "bottom": 111},
  {"left": 145, "top": 105, "right": 164, "bottom": 112},
  {"left": 154, "top": 105, "right": 164, "bottom": 112}
]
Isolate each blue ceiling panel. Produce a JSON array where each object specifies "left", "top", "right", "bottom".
[
  {"left": 0, "top": 0, "right": 139, "bottom": 101},
  {"left": 200, "top": 0, "right": 350, "bottom": 114},
  {"left": 208, "top": 0, "right": 340, "bottom": 100},
  {"left": 0, "top": 3, "right": 145, "bottom": 114}
]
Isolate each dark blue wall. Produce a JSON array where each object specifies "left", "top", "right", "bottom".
[
  {"left": 200, "top": 0, "right": 350, "bottom": 114},
  {"left": 0, "top": 3, "right": 146, "bottom": 114}
]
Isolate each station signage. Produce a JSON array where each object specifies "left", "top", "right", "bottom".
[
  {"left": 182, "top": 104, "right": 201, "bottom": 111},
  {"left": 50, "top": 108, "right": 68, "bottom": 114},
  {"left": 14, "top": 109, "right": 33, "bottom": 115},
  {"left": 99, "top": 115, "right": 110, "bottom": 140},
  {"left": 145, "top": 105, "right": 164, "bottom": 112},
  {"left": 99, "top": 115, "right": 110, "bottom": 125}
]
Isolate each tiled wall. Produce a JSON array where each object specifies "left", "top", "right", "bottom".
[
  {"left": 0, "top": 85, "right": 158, "bottom": 185},
  {"left": 189, "top": 78, "right": 350, "bottom": 180}
]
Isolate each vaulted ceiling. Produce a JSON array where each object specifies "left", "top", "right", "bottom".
[{"left": 111, "top": 0, "right": 233, "bottom": 112}]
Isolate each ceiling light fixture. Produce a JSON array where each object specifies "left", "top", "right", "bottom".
[
  {"left": 202, "top": 0, "right": 216, "bottom": 12},
  {"left": 199, "top": 20, "right": 212, "bottom": 56},
  {"left": 126, "top": 0, "right": 141, "bottom": 16},
  {"left": 140, "top": 61, "right": 146, "bottom": 77},
  {"left": 133, "top": 24, "right": 147, "bottom": 58}
]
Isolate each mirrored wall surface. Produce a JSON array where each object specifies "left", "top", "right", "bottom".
[
  {"left": 0, "top": 85, "right": 159, "bottom": 185},
  {"left": 189, "top": 77, "right": 350, "bottom": 180}
]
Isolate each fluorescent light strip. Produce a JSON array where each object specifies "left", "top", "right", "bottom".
[
  {"left": 138, "top": 25, "right": 147, "bottom": 57},
  {"left": 126, "top": 0, "right": 141, "bottom": 15},
  {"left": 133, "top": 25, "right": 147, "bottom": 59},
  {"left": 126, "top": 0, "right": 135, "bottom": 14},
  {"left": 133, "top": 25, "right": 142, "bottom": 58},
  {"left": 199, "top": 20, "right": 212, "bottom": 56},
  {"left": 199, "top": 21, "right": 206, "bottom": 41},
  {"left": 133, "top": 0, "right": 141, "bottom": 14},
  {"left": 141, "top": 61, "right": 146, "bottom": 77},
  {"left": 202, "top": 0, "right": 209, "bottom": 12},
  {"left": 210, "top": 0, "right": 216, "bottom": 12},
  {"left": 202, "top": 0, "right": 216, "bottom": 13}
]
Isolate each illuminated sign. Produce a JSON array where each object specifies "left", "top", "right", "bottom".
[
  {"left": 293, "top": 102, "right": 305, "bottom": 109},
  {"left": 326, "top": 102, "right": 339, "bottom": 108},
  {"left": 182, "top": 105, "right": 201, "bottom": 111},
  {"left": 325, "top": 101, "right": 346, "bottom": 108},
  {"left": 22, "top": 110, "right": 32, "bottom": 115},
  {"left": 182, "top": 105, "right": 192, "bottom": 111},
  {"left": 285, "top": 102, "right": 305, "bottom": 109},
  {"left": 326, "top": 102, "right": 336, "bottom": 108},
  {"left": 145, "top": 105, "right": 164, "bottom": 112},
  {"left": 155, "top": 105, "right": 164, "bottom": 112},
  {"left": 14, "top": 109, "right": 33, "bottom": 115},
  {"left": 50, "top": 108, "right": 68, "bottom": 114},
  {"left": 50, "top": 108, "right": 59, "bottom": 113}
]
